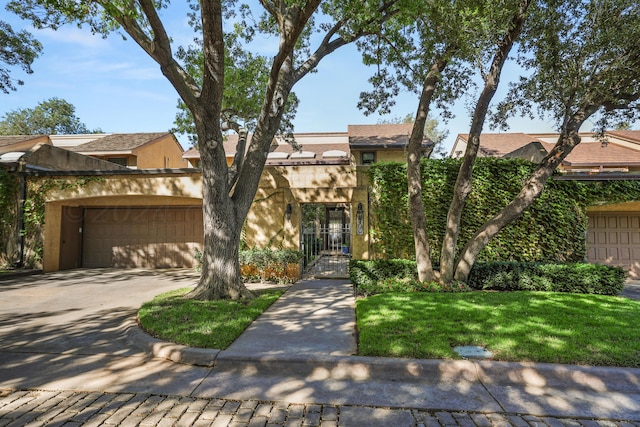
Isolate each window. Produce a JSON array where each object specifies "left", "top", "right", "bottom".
[
  {"left": 107, "top": 157, "right": 128, "bottom": 166},
  {"left": 362, "top": 152, "right": 376, "bottom": 165}
]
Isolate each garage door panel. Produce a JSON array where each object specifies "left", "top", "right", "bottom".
[
  {"left": 587, "top": 212, "right": 640, "bottom": 277},
  {"left": 83, "top": 207, "right": 203, "bottom": 268}
]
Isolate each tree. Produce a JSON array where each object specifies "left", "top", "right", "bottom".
[
  {"left": 377, "top": 113, "right": 449, "bottom": 157},
  {"left": 359, "top": 0, "right": 530, "bottom": 282},
  {"left": 0, "top": 19, "right": 42, "bottom": 94},
  {"left": 0, "top": 97, "right": 101, "bottom": 134},
  {"left": 9, "top": 0, "right": 395, "bottom": 299},
  {"left": 362, "top": 0, "right": 640, "bottom": 284},
  {"left": 454, "top": 0, "right": 640, "bottom": 281}
]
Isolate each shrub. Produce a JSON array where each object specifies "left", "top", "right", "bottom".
[
  {"left": 350, "top": 259, "right": 626, "bottom": 296},
  {"left": 194, "top": 247, "right": 303, "bottom": 284},
  {"left": 350, "top": 260, "right": 471, "bottom": 296},
  {"left": 240, "top": 248, "right": 303, "bottom": 284},
  {"left": 467, "top": 262, "right": 626, "bottom": 295}
]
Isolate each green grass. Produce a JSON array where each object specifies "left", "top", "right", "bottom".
[
  {"left": 356, "top": 291, "right": 640, "bottom": 367},
  {"left": 138, "top": 287, "right": 284, "bottom": 349}
]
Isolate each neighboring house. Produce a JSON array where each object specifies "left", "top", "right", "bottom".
[
  {"left": 450, "top": 130, "right": 640, "bottom": 277},
  {"left": 450, "top": 131, "right": 640, "bottom": 173},
  {"left": 0, "top": 132, "right": 186, "bottom": 169},
  {"left": 0, "top": 135, "right": 51, "bottom": 156},
  {"left": 38, "top": 123, "right": 430, "bottom": 272}
]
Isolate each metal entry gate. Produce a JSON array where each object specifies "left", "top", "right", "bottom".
[{"left": 301, "top": 224, "right": 350, "bottom": 268}]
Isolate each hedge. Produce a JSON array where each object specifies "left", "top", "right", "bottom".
[
  {"left": 350, "top": 259, "right": 625, "bottom": 296},
  {"left": 367, "top": 158, "right": 640, "bottom": 262}
]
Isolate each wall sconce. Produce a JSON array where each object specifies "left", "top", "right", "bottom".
[
  {"left": 356, "top": 203, "right": 364, "bottom": 235},
  {"left": 285, "top": 203, "right": 293, "bottom": 221}
]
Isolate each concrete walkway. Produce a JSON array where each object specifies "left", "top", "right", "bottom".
[
  {"left": 1, "top": 266, "right": 640, "bottom": 426},
  {"left": 224, "top": 279, "right": 356, "bottom": 357}
]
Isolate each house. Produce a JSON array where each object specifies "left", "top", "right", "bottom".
[
  {"left": 450, "top": 131, "right": 640, "bottom": 173},
  {"left": 450, "top": 130, "right": 640, "bottom": 277},
  {"left": 0, "top": 132, "right": 186, "bottom": 169},
  {"left": 35, "top": 123, "right": 429, "bottom": 272}
]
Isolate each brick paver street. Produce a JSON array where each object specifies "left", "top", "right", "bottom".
[{"left": 1, "top": 389, "right": 639, "bottom": 427}]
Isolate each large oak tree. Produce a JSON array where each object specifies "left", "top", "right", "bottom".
[{"left": 8, "top": 0, "right": 395, "bottom": 299}]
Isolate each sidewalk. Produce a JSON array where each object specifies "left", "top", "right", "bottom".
[
  {"left": 128, "top": 257, "right": 640, "bottom": 422},
  {"left": 1, "top": 263, "right": 640, "bottom": 426}
]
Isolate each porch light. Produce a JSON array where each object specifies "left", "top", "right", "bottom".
[
  {"left": 356, "top": 203, "right": 364, "bottom": 235},
  {"left": 285, "top": 203, "right": 293, "bottom": 221}
]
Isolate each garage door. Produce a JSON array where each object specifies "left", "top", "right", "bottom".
[
  {"left": 587, "top": 212, "right": 640, "bottom": 278},
  {"left": 82, "top": 207, "right": 203, "bottom": 268}
]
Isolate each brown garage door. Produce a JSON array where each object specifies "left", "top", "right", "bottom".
[
  {"left": 587, "top": 212, "right": 640, "bottom": 278},
  {"left": 82, "top": 207, "right": 203, "bottom": 268}
]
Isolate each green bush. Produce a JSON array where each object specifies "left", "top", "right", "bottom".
[
  {"left": 350, "top": 260, "right": 472, "bottom": 296},
  {"left": 350, "top": 259, "right": 626, "bottom": 296},
  {"left": 467, "top": 262, "right": 626, "bottom": 295}
]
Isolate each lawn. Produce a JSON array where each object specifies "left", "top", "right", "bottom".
[
  {"left": 356, "top": 291, "right": 640, "bottom": 367},
  {"left": 138, "top": 287, "right": 284, "bottom": 349}
]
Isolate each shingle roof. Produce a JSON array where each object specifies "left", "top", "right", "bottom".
[
  {"left": 457, "top": 133, "right": 547, "bottom": 157},
  {"left": 68, "top": 132, "right": 169, "bottom": 152},
  {"left": 544, "top": 141, "right": 640, "bottom": 166},
  {"left": 0, "top": 135, "right": 48, "bottom": 148},
  {"left": 466, "top": 132, "right": 640, "bottom": 166},
  {"left": 605, "top": 130, "right": 640, "bottom": 144},
  {"left": 348, "top": 123, "right": 419, "bottom": 148}
]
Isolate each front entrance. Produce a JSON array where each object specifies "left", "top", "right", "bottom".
[{"left": 301, "top": 204, "right": 351, "bottom": 268}]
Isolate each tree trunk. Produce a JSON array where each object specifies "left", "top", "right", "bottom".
[
  {"left": 439, "top": 0, "right": 530, "bottom": 283},
  {"left": 187, "top": 121, "right": 254, "bottom": 300},
  {"left": 408, "top": 56, "right": 450, "bottom": 283},
  {"left": 453, "top": 124, "right": 590, "bottom": 282}
]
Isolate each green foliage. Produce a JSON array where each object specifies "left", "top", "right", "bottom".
[
  {"left": 493, "top": 0, "right": 640, "bottom": 132},
  {"left": 0, "top": 20, "right": 42, "bottom": 94},
  {"left": 350, "top": 259, "right": 625, "bottom": 296},
  {"left": 368, "top": 158, "right": 640, "bottom": 262},
  {"left": 0, "top": 97, "right": 101, "bottom": 135},
  {"left": 357, "top": 276, "right": 472, "bottom": 297},
  {"left": 467, "top": 262, "right": 626, "bottom": 295},
  {"left": 0, "top": 170, "right": 19, "bottom": 267},
  {"left": 239, "top": 248, "right": 303, "bottom": 284}
]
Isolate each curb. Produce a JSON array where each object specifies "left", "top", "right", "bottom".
[
  {"left": 126, "top": 320, "right": 640, "bottom": 393},
  {"left": 125, "top": 319, "right": 220, "bottom": 367}
]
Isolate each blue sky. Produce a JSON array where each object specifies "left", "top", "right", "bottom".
[{"left": 0, "top": 1, "right": 562, "bottom": 153}]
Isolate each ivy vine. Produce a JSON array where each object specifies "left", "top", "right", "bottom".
[
  {"left": 368, "top": 158, "right": 640, "bottom": 263},
  {"left": 0, "top": 175, "right": 104, "bottom": 269}
]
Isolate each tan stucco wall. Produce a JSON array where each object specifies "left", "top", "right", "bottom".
[
  {"left": 135, "top": 135, "right": 188, "bottom": 169},
  {"left": 42, "top": 164, "right": 374, "bottom": 271}
]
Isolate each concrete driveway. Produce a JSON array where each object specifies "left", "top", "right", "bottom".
[{"left": 0, "top": 269, "right": 213, "bottom": 395}]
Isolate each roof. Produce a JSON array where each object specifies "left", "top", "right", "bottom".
[
  {"left": 182, "top": 124, "right": 433, "bottom": 165},
  {"left": 456, "top": 133, "right": 548, "bottom": 157},
  {"left": 458, "top": 131, "right": 640, "bottom": 167},
  {"left": 0, "top": 135, "right": 48, "bottom": 148},
  {"left": 348, "top": 123, "right": 428, "bottom": 148},
  {"left": 605, "top": 130, "right": 640, "bottom": 143},
  {"left": 542, "top": 140, "right": 640, "bottom": 166},
  {"left": 0, "top": 135, "right": 50, "bottom": 154},
  {"left": 68, "top": 132, "right": 172, "bottom": 153}
]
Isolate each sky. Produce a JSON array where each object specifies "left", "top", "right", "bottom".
[{"left": 0, "top": 1, "right": 563, "bottom": 154}]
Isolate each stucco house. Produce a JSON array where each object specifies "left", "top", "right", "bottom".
[
  {"left": 31, "top": 123, "right": 431, "bottom": 272},
  {"left": 450, "top": 130, "right": 640, "bottom": 277},
  {"left": 0, "top": 132, "right": 186, "bottom": 169}
]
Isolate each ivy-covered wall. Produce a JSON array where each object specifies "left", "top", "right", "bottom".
[
  {"left": 368, "top": 158, "right": 640, "bottom": 262},
  {"left": 0, "top": 174, "right": 104, "bottom": 269},
  {"left": 0, "top": 170, "right": 20, "bottom": 268}
]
